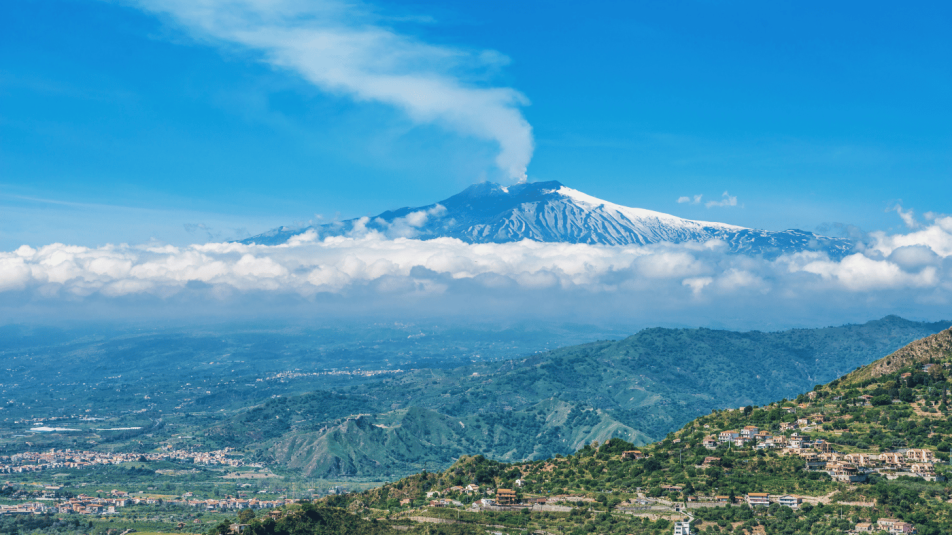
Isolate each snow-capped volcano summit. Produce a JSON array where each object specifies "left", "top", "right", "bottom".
[{"left": 242, "top": 181, "right": 852, "bottom": 257}]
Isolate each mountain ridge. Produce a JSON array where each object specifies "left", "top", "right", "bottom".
[
  {"left": 241, "top": 181, "right": 854, "bottom": 258},
  {"left": 207, "top": 315, "right": 950, "bottom": 478}
]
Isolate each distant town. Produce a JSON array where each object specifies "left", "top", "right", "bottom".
[
  {"left": 0, "top": 446, "right": 258, "bottom": 474},
  {"left": 0, "top": 491, "right": 295, "bottom": 517}
]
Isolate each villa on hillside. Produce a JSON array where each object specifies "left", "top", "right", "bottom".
[
  {"left": 718, "top": 430, "right": 739, "bottom": 443},
  {"left": 776, "top": 495, "right": 801, "bottom": 509},
  {"left": 673, "top": 520, "right": 692, "bottom": 535},
  {"left": 905, "top": 449, "right": 936, "bottom": 463},
  {"left": 495, "top": 488, "right": 517, "bottom": 506},
  {"left": 876, "top": 518, "right": 917, "bottom": 533}
]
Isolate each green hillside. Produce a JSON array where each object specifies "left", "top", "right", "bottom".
[
  {"left": 266, "top": 402, "right": 651, "bottom": 478},
  {"left": 206, "top": 502, "right": 482, "bottom": 535},
  {"left": 320, "top": 325, "right": 952, "bottom": 535},
  {"left": 212, "top": 316, "right": 949, "bottom": 478}
]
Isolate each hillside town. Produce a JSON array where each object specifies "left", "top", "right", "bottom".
[
  {"left": 390, "top": 479, "right": 924, "bottom": 535},
  {"left": 262, "top": 368, "right": 405, "bottom": 381},
  {"left": 0, "top": 447, "right": 258, "bottom": 474},
  {"left": 0, "top": 490, "right": 295, "bottom": 516},
  {"left": 701, "top": 423, "right": 944, "bottom": 483}
]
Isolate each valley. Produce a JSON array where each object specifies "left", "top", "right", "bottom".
[{"left": 1, "top": 316, "right": 951, "bottom": 534}]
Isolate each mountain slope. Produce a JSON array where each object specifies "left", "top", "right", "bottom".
[
  {"left": 216, "top": 316, "right": 948, "bottom": 478},
  {"left": 362, "top": 316, "right": 950, "bottom": 440},
  {"left": 241, "top": 181, "right": 853, "bottom": 257},
  {"left": 843, "top": 327, "right": 952, "bottom": 385},
  {"left": 267, "top": 404, "right": 649, "bottom": 478},
  {"left": 329, "top": 325, "right": 952, "bottom": 535}
]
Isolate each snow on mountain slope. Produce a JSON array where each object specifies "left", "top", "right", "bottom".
[{"left": 242, "top": 181, "right": 853, "bottom": 258}]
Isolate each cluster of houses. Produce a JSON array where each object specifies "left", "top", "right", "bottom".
[
  {"left": 262, "top": 368, "right": 404, "bottom": 382},
  {"left": 855, "top": 517, "right": 917, "bottom": 534},
  {"left": 418, "top": 484, "right": 522, "bottom": 508},
  {"left": 0, "top": 447, "right": 257, "bottom": 474},
  {"left": 701, "top": 424, "right": 943, "bottom": 484},
  {"left": 793, "top": 448, "right": 942, "bottom": 483},
  {"left": 743, "top": 493, "right": 802, "bottom": 509},
  {"left": 0, "top": 489, "right": 295, "bottom": 516},
  {"left": 419, "top": 483, "right": 564, "bottom": 509},
  {"left": 702, "top": 422, "right": 824, "bottom": 451}
]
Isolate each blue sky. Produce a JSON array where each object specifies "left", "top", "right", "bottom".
[
  {"left": 2, "top": 0, "right": 949, "bottom": 250},
  {"left": 1, "top": 0, "right": 951, "bottom": 329}
]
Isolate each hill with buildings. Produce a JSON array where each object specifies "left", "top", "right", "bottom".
[{"left": 308, "top": 324, "right": 952, "bottom": 534}]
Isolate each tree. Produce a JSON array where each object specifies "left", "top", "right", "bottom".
[
  {"left": 208, "top": 520, "right": 231, "bottom": 535},
  {"left": 237, "top": 509, "right": 255, "bottom": 523}
]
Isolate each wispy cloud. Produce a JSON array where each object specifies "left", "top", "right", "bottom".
[
  {"left": 184, "top": 223, "right": 223, "bottom": 242},
  {"left": 122, "top": 0, "right": 534, "bottom": 181},
  {"left": 888, "top": 203, "right": 920, "bottom": 229},
  {"left": 677, "top": 195, "right": 702, "bottom": 205},
  {"left": 705, "top": 191, "right": 738, "bottom": 208}
]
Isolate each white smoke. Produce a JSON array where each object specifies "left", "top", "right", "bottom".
[{"left": 124, "top": 0, "right": 534, "bottom": 181}]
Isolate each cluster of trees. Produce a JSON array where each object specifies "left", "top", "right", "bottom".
[
  {"left": 206, "top": 503, "right": 483, "bottom": 535},
  {"left": 0, "top": 514, "right": 92, "bottom": 535},
  {"left": 692, "top": 503, "right": 855, "bottom": 535}
]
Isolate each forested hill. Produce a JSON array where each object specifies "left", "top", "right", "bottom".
[
  {"left": 214, "top": 316, "right": 949, "bottom": 478},
  {"left": 321, "top": 324, "right": 952, "bottom": 535},
  {"left": 359, "top": 315, "right": 950, "bottom": 439}
]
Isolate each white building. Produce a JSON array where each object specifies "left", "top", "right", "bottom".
[
  {"left": 776, "top": 495, "right": 801, "bottom": 509},
  {"left": 673, "top": 521, "right": 692, "bottom": 535}
]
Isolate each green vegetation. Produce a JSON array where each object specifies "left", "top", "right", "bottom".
[
  {"left": 252, "top": 315, "right": 951, "bottom": 477},
  {"left": 205, "top": 503, "right": 483, "bottom": 535},
  {"left": 2, "top": 317, "right": 946, "bottom": 480},
  {"left": 4, "top": 320, "right": 952, "bottom": 534},
  {"left": 0, "top": 515, "right": 94, "bottom": 535},
  {"left": 319, "top": 326, "right": 952, "bottom": 534}
]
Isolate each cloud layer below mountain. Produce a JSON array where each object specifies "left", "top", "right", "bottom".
[{"left": 3, "top": 216, "right": 951, "bottom": 327}]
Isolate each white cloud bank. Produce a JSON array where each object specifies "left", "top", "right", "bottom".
[
  {"left": 124, "top": 0, "right": 534, "bottom": 181},
  {"left": 3, "top": 216, "right": 951, "bottom": 325}
]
